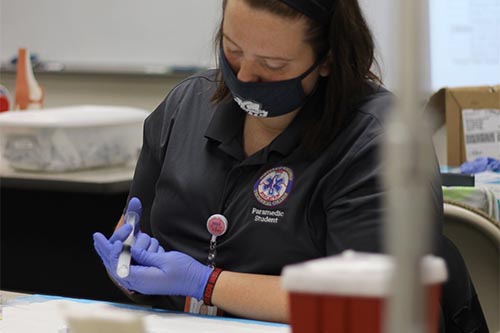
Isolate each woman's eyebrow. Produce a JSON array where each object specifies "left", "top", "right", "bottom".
[
  {"left": 223, "top": 34, "right": 292, "bottom": 62},
  {"left": 256, "top": 55, "right": 292, "bottom": 62},
  {"left": 222, "top": 34, "right": 241, "bottom": 48}
]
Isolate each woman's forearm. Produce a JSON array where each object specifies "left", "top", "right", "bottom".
[
  {"left": 113, "top": 217, "right": 289, "bottom": 322},
  {"left": 211, "top": 271, "right": 289, "bottom": 323}
]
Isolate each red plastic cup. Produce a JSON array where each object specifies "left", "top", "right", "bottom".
[{"left": 282, "top": 251, "right": 447, "bottom": 333}]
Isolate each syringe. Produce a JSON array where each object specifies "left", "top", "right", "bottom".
[{"left": 116, "top": 197, "right": 142, "bottom": 278}]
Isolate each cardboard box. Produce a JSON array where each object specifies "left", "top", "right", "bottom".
[{"left": 427, "top": 85, "right": 500, "bottom": 166}]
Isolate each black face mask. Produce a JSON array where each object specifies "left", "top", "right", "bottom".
[{"left": 219, "top": 49, "right": 322, "bottom": 118}]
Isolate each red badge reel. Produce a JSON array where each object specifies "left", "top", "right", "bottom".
[
  {"left": 206, "top": 214, "right": 227, "bottom": 268},
  {"left": 207, "top": 214, "right": 228, "bottom": 238},
  {"left": 185, "top": 214, "right": 228, "bottom": 316}
]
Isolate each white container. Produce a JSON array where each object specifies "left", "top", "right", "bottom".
[
  {"left": 0, "top": 105, "right": 149, "bottom": 172},
  {"left": 281, "top": 251, "right": 448, "bottom": 333}
]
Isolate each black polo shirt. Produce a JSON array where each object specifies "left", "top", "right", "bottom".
[{"left": 127, "top": 70, "right": 443, "bottom": 311}]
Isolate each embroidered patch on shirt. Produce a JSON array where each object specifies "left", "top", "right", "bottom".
[
  {"left": 253, "top": 166, "right": 293, "bottom": 207},
  {"left": 251, "top": 207, "right": 285, "bottom": 223}
]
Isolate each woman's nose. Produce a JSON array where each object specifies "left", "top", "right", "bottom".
[{"left": 236, "top": 60, "right": 260, "bottom": 83}]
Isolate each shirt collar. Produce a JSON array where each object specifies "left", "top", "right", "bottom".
[
  {"left": 205, "top": 88, "right": 322, "bottom": 162},
  {"left": 266, "top": 85, "right": 323, "bottom": 159},
  {"left": 205, "top": 101, "right": 246, "bottom": 160}
]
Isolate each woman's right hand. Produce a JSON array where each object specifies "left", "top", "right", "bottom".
[
  {"left": 93, "top": 223, "right": 134, "bottom": 284},
  {"left": 93, "top": 224, "right": 165, "bottom": 285}
]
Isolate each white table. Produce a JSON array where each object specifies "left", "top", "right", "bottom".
[{"left": 1, "top": 292, "right": 290, "bottom": 333}]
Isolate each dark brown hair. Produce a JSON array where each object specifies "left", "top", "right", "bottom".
[{"left": 212, "top": 0, "right": 382, "bottom": 155}]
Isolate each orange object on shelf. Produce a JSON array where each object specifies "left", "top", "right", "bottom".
[{"left": 14, "top": 48, "right": 44, "bottom": 110}]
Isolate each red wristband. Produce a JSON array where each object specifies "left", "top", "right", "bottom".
[{"left": 203, "top": 268, "right": 223, "bottom": 306}]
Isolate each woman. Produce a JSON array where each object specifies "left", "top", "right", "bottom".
[{"left": 93, "top": 0, "right": 451, "bottom": 326}]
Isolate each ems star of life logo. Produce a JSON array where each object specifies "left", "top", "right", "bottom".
[
  {"left": 253, "top": 167, "right": 294, "bottom": 207},
  {"left": 234, "top": 96, "right": 269, "bottom": 117}
]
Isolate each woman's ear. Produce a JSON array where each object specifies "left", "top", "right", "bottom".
[{"left": 319, "top": 53, "right": 332, "bottom": 77}]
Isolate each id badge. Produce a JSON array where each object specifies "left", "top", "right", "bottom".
[{"left": 184, "top": 297, "right": 224, "bottom": 316}]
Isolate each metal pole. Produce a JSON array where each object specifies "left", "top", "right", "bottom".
[{"left": 383, "top": 0, "right": 435, "bottom": 332}]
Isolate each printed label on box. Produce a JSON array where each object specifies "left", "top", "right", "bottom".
[{"left": 462, "top": 109, "right": 500, "bottom": 161}]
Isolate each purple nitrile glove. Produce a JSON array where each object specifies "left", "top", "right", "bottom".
[
  {"left": 93, "top": 223, "right": 133, "bottom": 283},
  {"left": 93, "top": 197, "right": 164, "bottom": 285},
  {"left": 93, "top": 226, "right": 165, "bottom": 274},
  {"left": 460, "top": 157, "right": 500, "bottom": 174},
  {"left": 120, "top": 248, "right": 213, "bottom": 300}
]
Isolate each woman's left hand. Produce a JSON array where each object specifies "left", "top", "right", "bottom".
[{"left": 121, "top": 248, "right": 213, "bottom": 300}]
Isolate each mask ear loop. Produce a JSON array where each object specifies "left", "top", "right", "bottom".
[
  {"left": 292, "top": 49, "right": 329, "bottom": 81},
  {"left": 296, "top": 50, "right": 330, "bottom": 112}
]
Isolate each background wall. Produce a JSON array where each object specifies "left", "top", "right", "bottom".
[
  {"left": 0, "top": 72, "right": 180, "bottom": 112},
  {"left": 1, "top": 0, "right": 221, "bottom": 70}
]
